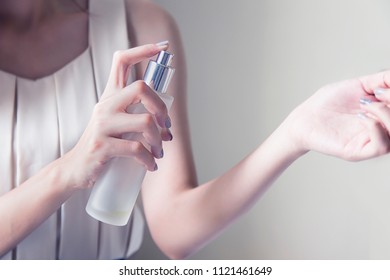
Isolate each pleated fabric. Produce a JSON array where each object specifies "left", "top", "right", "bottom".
[{"left": 0, "top": 0, "right": 144, "bottom": 259}]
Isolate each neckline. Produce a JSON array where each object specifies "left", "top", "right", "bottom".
[
  {"left": 0, "top": 1, "right": 90, "bottom": 83},
  {"left": 0, "top": 47, "right": 91, "bottom": 83}
]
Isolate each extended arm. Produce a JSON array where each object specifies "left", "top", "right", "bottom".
[
  {"left": 143, "top": 119, "right": 305, "bottom": 259},
  {"left": 129, "top": 1, "right": 390, "bottom": 259}
]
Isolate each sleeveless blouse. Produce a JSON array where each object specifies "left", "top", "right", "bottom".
[{"left": 0, "top": 0, "right": 144, "bottom": 259}]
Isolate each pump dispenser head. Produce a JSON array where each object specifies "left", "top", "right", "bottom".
[{"left": 143, "top": 51, "right": 175, "bottom": 94}]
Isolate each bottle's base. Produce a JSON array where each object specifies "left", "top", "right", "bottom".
[{"left": 86, "top": 206, "right": 131, "bottom": 226}]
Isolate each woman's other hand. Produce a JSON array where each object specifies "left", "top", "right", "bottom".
[{"left": 283, "top": 71, "right": 390, "bottom": 161}]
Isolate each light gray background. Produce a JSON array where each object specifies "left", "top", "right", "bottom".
[{"left": 135, "top": 0, "right": 390, "bottom": 259}]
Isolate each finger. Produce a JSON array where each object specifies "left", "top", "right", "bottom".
[
  {"left": 117, "top": 80, "right": 170, "bottom": 129},
  {"left": 373, "top": 88, "right": 390, "bottom": 103},
  {"left": 108, "top": 113, "right": 163, "bottom": 159},
  {"left": 107, "top": 138, "right": 158, "bottom": 171},
  {"left": 358, "top": 115, "right": 390, "bottom": 159},
  {"left": 358, "top": 70, "right": 390, "bottom": 94},
  {"left": 106, "top": 42, "right": 169, "bottom": 90},
  {"left": 160, "top": 127, "right": 173, "bottom": 142},
  {"left": 360, "top": 100, "right": 390, "bottom": 129}
]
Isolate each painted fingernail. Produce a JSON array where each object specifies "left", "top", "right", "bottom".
[
  {"left": 154, "top": 163, "right": 158, "bottom": 171},
  {"left": 165, "top": 117, "right": 172, "bottom": 128},
  {"left": 357, "top": 112, "right": 367, "bottom": 119},
  {"left": 168, "top": 131, "right": 173, "bottom": 141},
  {"left": 156, "top": 40, "right": 169, "bottom": 48},
  {"left": 152, "top": 147, "right": 162, "bottom": 159},
  {"left": 374, "top": 88, "right": 386, "bottom": 96},
  {"left": 359, "top": 98, "right": 372, "bottom": 105}
]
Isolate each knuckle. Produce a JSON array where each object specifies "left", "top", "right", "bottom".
[
  {"left": 89, "top": 137, "right": 107, "bottom": 154},
  {"left": 142, "top": 114, "right": 155, "bottom": 128},
  {"left": 130, "top": 141, "right": 145, "bottom": 156},
  {"left": 93, "top": 102, "right": 108, "bottom": 116},
  {"left": 93, "top": 117, "right": 108, "bottom": 131},
  {"left": 155, "top": 98, "right": 167, "bottom": 113},
  {"left": 92, "top": 109, "right": 109, "bottom": 131},
  {"left": 132, "top": 80, "right": 149, "bottom": 94},
  {"left": 113, "top": 50, "right": 125, "bottom": 64}
]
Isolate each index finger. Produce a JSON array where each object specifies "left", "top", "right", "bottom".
[
  {"left": 107, "top": 42, "right": 169, "bottom": 89},
  {"left": 358, "top": 70, "right": 390, "bottom": 95}
]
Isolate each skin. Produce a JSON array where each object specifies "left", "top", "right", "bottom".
[
  {"left": 362, "top": 87, "right": 390, "bottom": 128},
  {"left": 1, "top": 0, "right": 390, "bottom": 259}
]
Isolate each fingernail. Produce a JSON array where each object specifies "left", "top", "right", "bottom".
[
  {"left": 152, "top": 147, "right": 163, "bottom": 159},
  {"left": 154, "top": 163, "right": 158, "bottom": 171},
  {"left": 165, "top": 117, "right": 172, "bottom": 128},
  {"left": 359, "top": 98, "right": 372, "bottom": 105},
  {"left": 357, "top": 112, "right": 367, "bottom": 119},
  {"left": 156, "top": 40, "right": 169, "bottom": 48},
  {"left": 374, "top": 88, "right": 386, "bottom": 96}
]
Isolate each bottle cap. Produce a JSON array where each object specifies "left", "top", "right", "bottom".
[{"left": 143, "top": 51, "right": 175, "bottom": 94}]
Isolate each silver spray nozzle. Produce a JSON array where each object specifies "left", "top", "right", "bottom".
[{"left": 143, "top": 51, "right": 175, "bottom": 94}]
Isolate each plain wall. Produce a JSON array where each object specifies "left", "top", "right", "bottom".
[{"left": 135, "top": 0, "right": 390, "bottom": 259}]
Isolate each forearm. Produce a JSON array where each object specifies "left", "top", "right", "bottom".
[
  {"left": 0, "top": 156, "right": 75, "bottom": 256},
  {"left": 196, "top": 123, "right": 306, "bottom": 226},
  {"left": 148, "top": 122, "right": 306, "bottom": 259}
]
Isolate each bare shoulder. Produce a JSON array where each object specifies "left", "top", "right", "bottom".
[
  {"left": 124, "top": 0, "right": 179, "bottom": 46},
  {"left": 125, "top": 0, "right": 173, "bottom": 22},
  {"left": 124, "top": 0, "right": 185, "bottom": 81}
]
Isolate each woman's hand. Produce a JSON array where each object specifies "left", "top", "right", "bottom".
[
  {"left": 283, "top": 71, "right": 390, "bottom": 161},
  {"left": 62, "top": 43, "right": 172, "bottom": 189},
  {"left": 359, "top": 86, "right": 390, "bottom": 144}
]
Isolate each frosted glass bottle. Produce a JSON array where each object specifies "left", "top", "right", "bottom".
[{"left": 86, "top": 51, "right": 175, "bottom": 226}]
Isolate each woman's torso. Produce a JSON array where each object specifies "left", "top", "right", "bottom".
[{"left": 0, "top": 0, "right": 144, "bottom": 260}]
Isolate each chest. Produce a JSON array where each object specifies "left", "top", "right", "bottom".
[{"left": 0, "top": 13, "right": 88, "bottom": 80}]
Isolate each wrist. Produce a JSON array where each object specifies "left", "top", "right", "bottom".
[
  {"left": 277, "top": 105, "right": 313, "bottom": 157},
  {"left": 271, "top": 119, "right": 310, "bottom": 162},
  {"left": 45, "top": 153, "right": 82, "bottom": 196},
  {"left": 25, "top": 156, "right": 77, "bottom": 206}
]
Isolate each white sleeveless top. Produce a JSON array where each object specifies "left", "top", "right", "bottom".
[{"left": 0, "top": 0, "right": 144, "bottom": 259}]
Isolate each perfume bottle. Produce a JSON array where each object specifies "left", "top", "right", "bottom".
[{"left": 86, "top": 51, "right": 175, "bottom": 226}]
